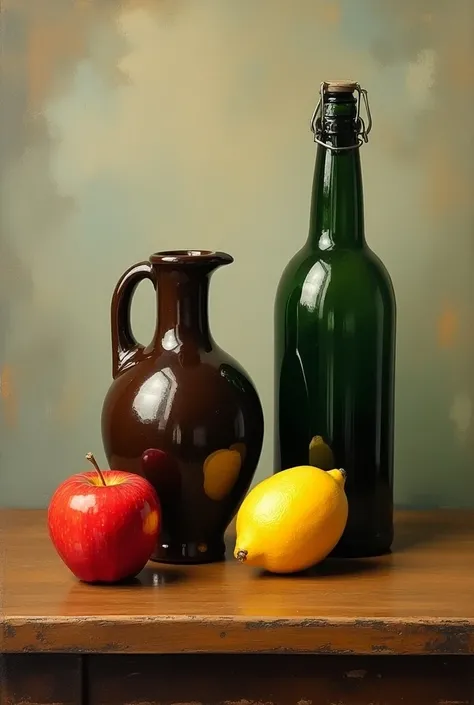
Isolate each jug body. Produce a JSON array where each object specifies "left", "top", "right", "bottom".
[{"left": 101, "top": 250, "right": 264, "bottom": 564}]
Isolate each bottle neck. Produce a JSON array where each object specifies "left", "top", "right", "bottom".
[
  {"left": 307, "top": 91, "right": 365, "bottom": 251},
  {"left": 152, "top": 269, "right": 212, "bottom": 354}
]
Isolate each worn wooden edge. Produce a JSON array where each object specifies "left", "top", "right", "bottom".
[{"left": 2, "top": 615, "right": 474, "bottom": 656}]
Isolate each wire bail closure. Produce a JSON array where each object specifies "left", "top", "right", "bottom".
[{"left": 310, "top": 82, "right": 372, "bottom": 151}]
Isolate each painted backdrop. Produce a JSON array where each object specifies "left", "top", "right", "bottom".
[{"left": 1, "top": 0, "right": 474, "bottom": 507}]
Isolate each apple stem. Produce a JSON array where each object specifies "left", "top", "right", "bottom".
[{"left": 86, "top": 452, "right": 107, "bottom": 486}]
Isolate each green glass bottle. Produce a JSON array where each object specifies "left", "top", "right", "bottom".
[{"left": 274, "top": 81, "right": 396, "bottom": 557}]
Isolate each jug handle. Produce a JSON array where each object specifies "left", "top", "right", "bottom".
[{"left": 111, "top": 261, "right": 156, "bottom": 378}]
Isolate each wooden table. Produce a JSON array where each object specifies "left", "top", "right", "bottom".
[{"left": 1, "top": 509, "right": 474, "bottom": 705}]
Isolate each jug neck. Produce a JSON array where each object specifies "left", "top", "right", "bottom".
[{"left": 150, "top": 250, "right": 233, "bottom": 354}]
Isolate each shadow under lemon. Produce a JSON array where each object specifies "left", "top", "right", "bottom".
[{"left": 220, "top": 560, "right": 383, "bottom": 621}]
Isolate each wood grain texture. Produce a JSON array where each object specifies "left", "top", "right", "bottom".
[
  {"left": 2, "top": 509, "right": 474, "bottom": 655},
  {"left": 88, "top": 654, "right": 474, "bottom": 705},
  {"left": 0, "top": 654, "right": 82, "bottom": 705}
]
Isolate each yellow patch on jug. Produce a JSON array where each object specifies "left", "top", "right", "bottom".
[
  {"left": 229, "top": 442, "right": 247, "bottom": 463},
  {"left": 203, "top": 449, "right": 241, "bottom": 501}
]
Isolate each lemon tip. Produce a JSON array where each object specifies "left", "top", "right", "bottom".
[{"left": 327, "top": 467, "right": 347, "bottom": 485}]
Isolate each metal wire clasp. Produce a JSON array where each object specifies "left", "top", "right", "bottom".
[{"left": 310, "top": 82, "right": 372, "bottom": 151}]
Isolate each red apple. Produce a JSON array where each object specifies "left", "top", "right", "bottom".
[{"left": 47, "top": 453, "right": 160, "bottom": 583}]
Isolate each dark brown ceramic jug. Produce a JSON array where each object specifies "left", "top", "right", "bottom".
[{"left": 101, "top": 250, "right": 264, "bottom": 564}]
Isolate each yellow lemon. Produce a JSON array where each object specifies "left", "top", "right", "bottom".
[
  {"left": 234, "top": 465, "right": 348, "bottom": 573},
  {"left": 203, "top": 449, "right": 241, "bottom": 501}
]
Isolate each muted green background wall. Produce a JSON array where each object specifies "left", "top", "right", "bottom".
[{"left": 1, "top": 0, "right": 473, "bottom": 508}]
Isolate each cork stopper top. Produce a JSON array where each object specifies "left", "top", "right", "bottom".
[{"left": 324, "top": 80, "right": 358, "bottom": 93}]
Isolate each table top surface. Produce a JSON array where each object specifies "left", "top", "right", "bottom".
[{"left": 2, "top": 509, "right": 474, "bottom": 655}]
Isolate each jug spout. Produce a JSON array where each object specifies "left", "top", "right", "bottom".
[{"left": 149, "top": 249, "right": 233, "bottom": 268}]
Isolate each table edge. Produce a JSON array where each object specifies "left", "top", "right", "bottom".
[{"left": 3, "top": 615, "right": 474, "bottom": 656}]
